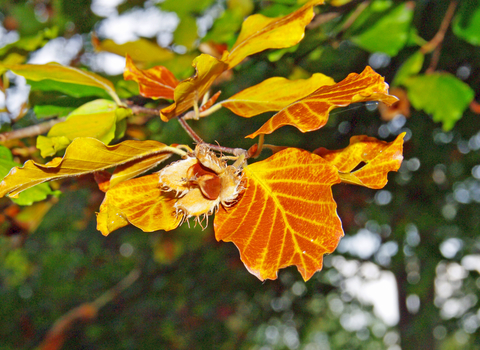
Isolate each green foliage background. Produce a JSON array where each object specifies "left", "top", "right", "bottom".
[{"left": 1, "top": 0, "right": 480, "bottom": 349}]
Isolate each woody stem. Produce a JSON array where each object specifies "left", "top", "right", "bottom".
[{"left": 177, "top": 115, "right": 246, "bottom": 157}]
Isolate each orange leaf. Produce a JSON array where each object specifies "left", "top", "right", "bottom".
[
  {"left": 315, "top": 133, "right": 405, "bottom": 189},
  {"left": 123, "top": 55, "right": 178, "bottom": 100},
  {"left": 247, "top": 66, "right": 399, "bottom": 138},
  {"left": 199, "top": 91, "right": 222, "bottom": 113},
  {"left": 223, "top": 0, "right": 324, "bottom": 69},
  {"left": 160, "top": 54, "right": 228, "bottom": 121},
  {"left": 0, "top": 138, "right": 175, "bottom": 198},
  {"left": 222, "top": 73, "right": 334, "bottom": 117},
  {"left": 214, "top": 148, "right": 343, "bottom": 281},
  {"left": 97, "top": 174, "right": 181, "bottom": 236}
]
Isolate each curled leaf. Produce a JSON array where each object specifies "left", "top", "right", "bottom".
[
  {"left": 160, "top": 54, "right": 228, "bottom": 121},
  {"left": 215, "top": 148, "right": 343, "bottom": 281},
  {"left": 223, "top": 0, "right": 324, "bottom": 68},
  {"left": 222, "top": 73, "right": 334, "bottom": 117},
  {"left": 123, "top": 55, "right": 178, "bottom": 100},
  {"left": 0, "top": 138, "right": 175, "bottom": 198},
  {"left": 97, "top": 174, "right": 181, "bottom": 236},
  {"left": 315, "top": 133, "right": 405, "bottom": 189},
  {"left": 247, "top": 66, "right": 399, "bottom": 138}
]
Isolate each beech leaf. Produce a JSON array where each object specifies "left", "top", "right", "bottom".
[
  {"left": 37, "top": 99, "right": 123, "bottom": 157},
  {"left": 247, "top": 66, "right": 398, "bottom": 138},
  {"left": 315, "top": 133, "right": 405, "bottom": 189},
  {"left": 97, "top": 174, "right": 181, "bottom": 236},
  {"left": 403, "top": 73, "right": 474, "bottom": 131},
  {"left": 0, "top": 138, "right": 175, "bottom": 198},
  {"left": 214, "top": 148, "right": 343, "bottom": 281},
  {"left": 123, "top": 55, "right": 178, "bottom": 100},
  {"left": 0, "top": 62, "right": 121, "bottom": 105},
  {"left": 160, "top": 54, "right": 228, "bottom": 121},
  {"left": 222, "top": 73, "right": 334, "bottom": 117},
  {"left": 222, "top": 0, "right": 324, "bottom": 68}
]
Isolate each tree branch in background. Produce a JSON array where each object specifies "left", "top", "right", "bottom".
[
  {"left": 37, "top": 269, "right": 141, "bottom": 350},
  {"left": 421, "top": 0, "right": 458, "bottom": 73},
  {"left": 0, "top": 118, "right": 66, "bottom": 142}
]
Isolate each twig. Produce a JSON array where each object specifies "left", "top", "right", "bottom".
[
  {"left": 37, "top": 269, "right": 140, "bottom": 350},
  {"left": 0, "top": 117, "right": 66, "bottom": 142},
  {"left": 129, "top": 105, "right": 161, "bottom": 116},
  {"left": 177, "top": 115, "right": 246, "bottom": 157},
  {"left": 338, "top": 1, "right": 370, "bottom": 33},
  {"left": 421, "top": 0, "right": 458, "bottom": 73},
  {"left": 177, "top": 115, "right": 204, "bottom": 144}
]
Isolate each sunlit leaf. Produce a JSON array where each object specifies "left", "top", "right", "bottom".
[
  {"left": 0, "top": 62, "right": 122, "bottom": 105},
  {"left": 109, "top": 152, "right": 173, "bottom": 188},
  {"left": 247, "top": 66, "right": 398, "bottom": 138},
  {"left": 404, "top": 73, "right": 474, "bottom": 131},
  {"left": 97, "top": 174, "right": 181, "bottom": 236},
  {"left": 222, "top": 0, "right": 324, "bottom": 68},
  {"left": 215, "top": 148, "right": 343, "bottom": 281},
  {"left": 92, "top": 36, "right": 174, "bottom": 62},
  {"left": 123, "top": 55, "right": 178, "bottom": 100},
  {"left": 0, "top": 138, "right": 175, "bottom": 198},
  {"left": 160, "top": 54, "right": 228, "bottom": 121},
  {"left": 37, "top": 100, "right": 126, "bottom": 157},
  {"left": 222, "top": 73, "right": 334, "bottom": 117},
  {"left": 314, "top": 133, "right": 405, "bottom": 189}
]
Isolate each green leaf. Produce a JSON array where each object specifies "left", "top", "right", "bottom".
[
  {"left": 392, "top": 51, "right": 424, "bottom": 86},
  {"left": 453, "top": 0, "right": 480, "bottom": 46},
  {"left": 173, "top": 15, "right": 198, "bottom": 49},
  {"left": 160, "top": 0, "right": 214, "bottom": 14},
  {"left": 404, "top": 73, "right": 474, "bottom": 131},
  {"left": 0, "top": 146, "right": 57, "bottom": 205},
  {"left": 37, "top": 99, "right": 121, "bottom": 157},
  {"left": 349, "top": 3, "right": 414, "bottom": 56},
  {"left": 28, "top": 80, "right": 111, "bottom": 99}
]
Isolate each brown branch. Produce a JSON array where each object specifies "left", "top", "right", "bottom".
[
  {"left": 177, "top": 116, "right": 247, "bottom": 157},
  {"left": 421, "top": 0, "right": 458, "bottom": 73},
  {"left": 37, "top": 269, "right": 140, "bottom": 350},
  {"left": 129, "top": 105, "right": 161, "bottom": 116},
  {"left": 0, "top": 117, "right": 66, "bottom": 142}
]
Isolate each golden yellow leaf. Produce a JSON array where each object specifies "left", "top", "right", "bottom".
[
  {"left": 160, "top": 54, "right": 228, "bottom": 121},
  {"left": 97, "top": 174, "right": 181, "bottom": 236},
  {"left": 222, "top": 73, "right": 334, "bottom": 117},
  {"left": 214, "top": 148, "right": 343, "bottom": 281},
  {"left": 247, "top": 66, "right": 399, "bottom": 138},
  {"left": 222, "top": 0, "right": 324, "bottom": 69},
  {"left": 0, "top": 138, "right": 174, "bottom": 198}
]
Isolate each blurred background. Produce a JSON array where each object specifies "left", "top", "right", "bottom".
[{"left": 1, "top": 0, "right": 480, "bottom": 349}]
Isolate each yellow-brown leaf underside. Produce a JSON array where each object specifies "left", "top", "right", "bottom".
[
  {"left": 247, "top": 66, "right": 399, "bottom": 138},
  {"left": 97, "top": 174, "right": 181, "bottom": 236},
  {"left": 221, "top": 73, "right": 334, "bottom": 117},
  {"left": 316, "top": 133, "right": 405, "bottom": 189},
  {"left": 214, "top": 148, "right": 343, "bottom": 281},
  {"left": 160, "top": 54, "right": 228, "bottom": 121},
  {"left": 0, "top": 138, "right": 172, "bottom": 198}
]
